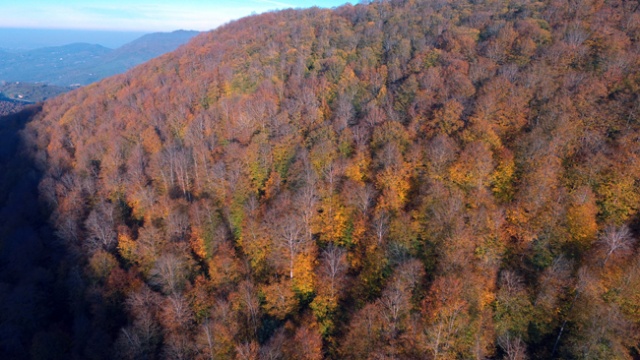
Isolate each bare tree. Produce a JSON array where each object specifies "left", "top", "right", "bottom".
[
  {"left": 237, "top": 280, "right": 261, "bottom": 337},
  {"left": 167, "top": 206, "right": 190, "bottom": 241},
  {"left": 498, "top": 333, "right": 527, "bottom": 360},
  {"left": 173, "top": 147, "right": 194, "bottom": 200},
  {"left": 379, "top": 282, "right": 407, "bottom": 339},
  {"left": 159, "top": 146, "right": 194, "bottom": 199},
  {"left": 198, "top": 320, "right": 216, "bottom": 360},
  {"left": 297, "top": 183, "right": 318, "bottom": 241},
  {"left": 426, "top": 278, "right": 466, "bottom": 359},
  {"left": 235, "top": 341, "right": 259, "bottom": 360},
  {"left": 373, "top": 210, "right": 390, "bottom": 245},
  {"left": 427, "top": 134, "right": 456, "bottom": 173},
  {"left": 499, "top": 270, "right": 524, "bottom": 297},
  {"left": 84, "top": 201, "right": 116, "bottom": 252},
  {"left": 55, "top": 216, "right": 80, "bottom": 246},
  {"left": 275, "top": 215, "right": 307, "bottom": 279},
  {"left": 379, "top": 260, "right": 423, "bottom": 343},
  {"left": 352, "top": 183, "right": 376, "bottom": 215},
  {"left": 260, "top": 328, "right": 285, "bottom": 360},
  {"left": 195, "top": 300, "right": 237, "bottom": 360},
  {"left": 599, "top": 225, "right": 635, "bottom": 265},
  {"left": 321, "top": 159, "right": 345, "bottom": 194},
  {"left": 160, "top": 293, "right": 194, "bottom": 332},
  {"left": 320, "top": 244, "right": 347, "bottom": 298},
  {"left": 149, "top": 253, "right": 190, "bottom": 294},
  {"left": 116, "top": 287, "right": 162, "bottom": 360}
]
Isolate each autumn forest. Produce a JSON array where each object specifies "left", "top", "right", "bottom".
[{"left": 1, "top": 0, "right": 640, "bottom": 359}]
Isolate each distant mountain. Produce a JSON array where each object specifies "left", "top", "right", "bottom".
[
  {"left": 0, "top": 30, "right": 199, "bottom": 86},
  {"left": 103, "top": 30, "right": 200, "bottom": 68},
  {"left": 68, "top": 30, "right": 200, "bottom": 84}
]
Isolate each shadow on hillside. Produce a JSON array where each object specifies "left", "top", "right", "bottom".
[{"left": 0, "top": 106, "right": 75, "bottom": 360}]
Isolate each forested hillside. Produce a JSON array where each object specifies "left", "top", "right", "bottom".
[
  {"left": 0, "top": 81, "right": 73, "bottom": 103},
  {"left": 0, "top": 99, "right": 27, "bottom": 117},
  {"left": 7, "top": 0, "right": 640, "bottom": 358}
]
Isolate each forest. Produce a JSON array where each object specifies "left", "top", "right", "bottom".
[
  {"left": 1, "top": 0, "right": 640, "bottom": 359},
  {"left": 0, "top": 99, "right": 27, "bottom": 117}
]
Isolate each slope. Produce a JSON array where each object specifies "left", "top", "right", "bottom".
[{"left": 16, "top": 1, "right": 640, "bottom": 359}]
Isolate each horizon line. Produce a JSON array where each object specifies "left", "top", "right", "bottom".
[{"left": 0, "top": 26, "right": 204, "bottom": 33}]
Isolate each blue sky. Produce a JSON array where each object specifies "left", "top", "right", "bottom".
[{"left": 0, "top": 0, "right": 351, "bottom": 32}]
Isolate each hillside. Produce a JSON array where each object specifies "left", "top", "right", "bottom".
[
  {"left": 0, "top": 98, "right": 27, "bottom": 116},
  {"left": 6, "top": 0, "right": 640, "bottom": 359},
  {"left": 0, "top": 30, "right": 199, "bottom": 86},
  {"left": 0, "top": 81, "right": 73, "bottom": 103}
]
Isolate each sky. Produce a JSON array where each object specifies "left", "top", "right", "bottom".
[{"left": 0, "top": 0, "right": 351, "bottom": 32}]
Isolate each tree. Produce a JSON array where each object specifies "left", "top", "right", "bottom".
[
  {"left": 565, "top": 187, "right": 598, "bottom": 251},
  {"left": 319, "top": 244, "right": 347, "bottom": 299},
  {"left": 230, "top": 280, "right": 261, "bottom": 339},
  {"left": 115, "top": 287, "right": 162, "bottom": 360},
  {"left": 497, "top": 333, "right": 528, "bottom": 360},
  {"left": 261, "top": 280, "right": 298, "bottom": 320},
  {"left": 273, "top": 214, "right": 308, "bottom": 279},
  {"left": 160, "top": 294, "right": 195, "bottom": 359},
  {"left": 372, "top": 209, "right": 390, "bottom": 245},
  {"left": 283, "top": 319, "right": 323, "bottom": 360},
  {"left": 423, "top": 275, "right": 469, "bottom": 358},
  {"left": 494, "top": 271, "right": 532, "bottom": 339},
  {"left": 194, "top": 300, "right": 239, "bottom": 360},
  {"left": 598, "top": 225, "right": 635, "bottom": 266},
  {"left": 427, "top": 99, "right": 464, "bottom": 135},
  {"left": 149, "top": 253, "right": 191, "bottom": 294},
  {"left": 84, "top": 201, "right": 117, "bottom": 253},
  {"left": 311, "top": 244, "right": 347, "bottom": 337}
]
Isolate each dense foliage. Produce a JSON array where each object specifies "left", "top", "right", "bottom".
[
  {"left": 0, "top": 99, "right": 27, "bottom": 117},
  {"left": 6, "top": 0, "right": 640, "bottom": 358}
]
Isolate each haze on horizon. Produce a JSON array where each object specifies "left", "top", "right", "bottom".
[{"left": 0, "top": 0, "right": 350, "bottom": 33}]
